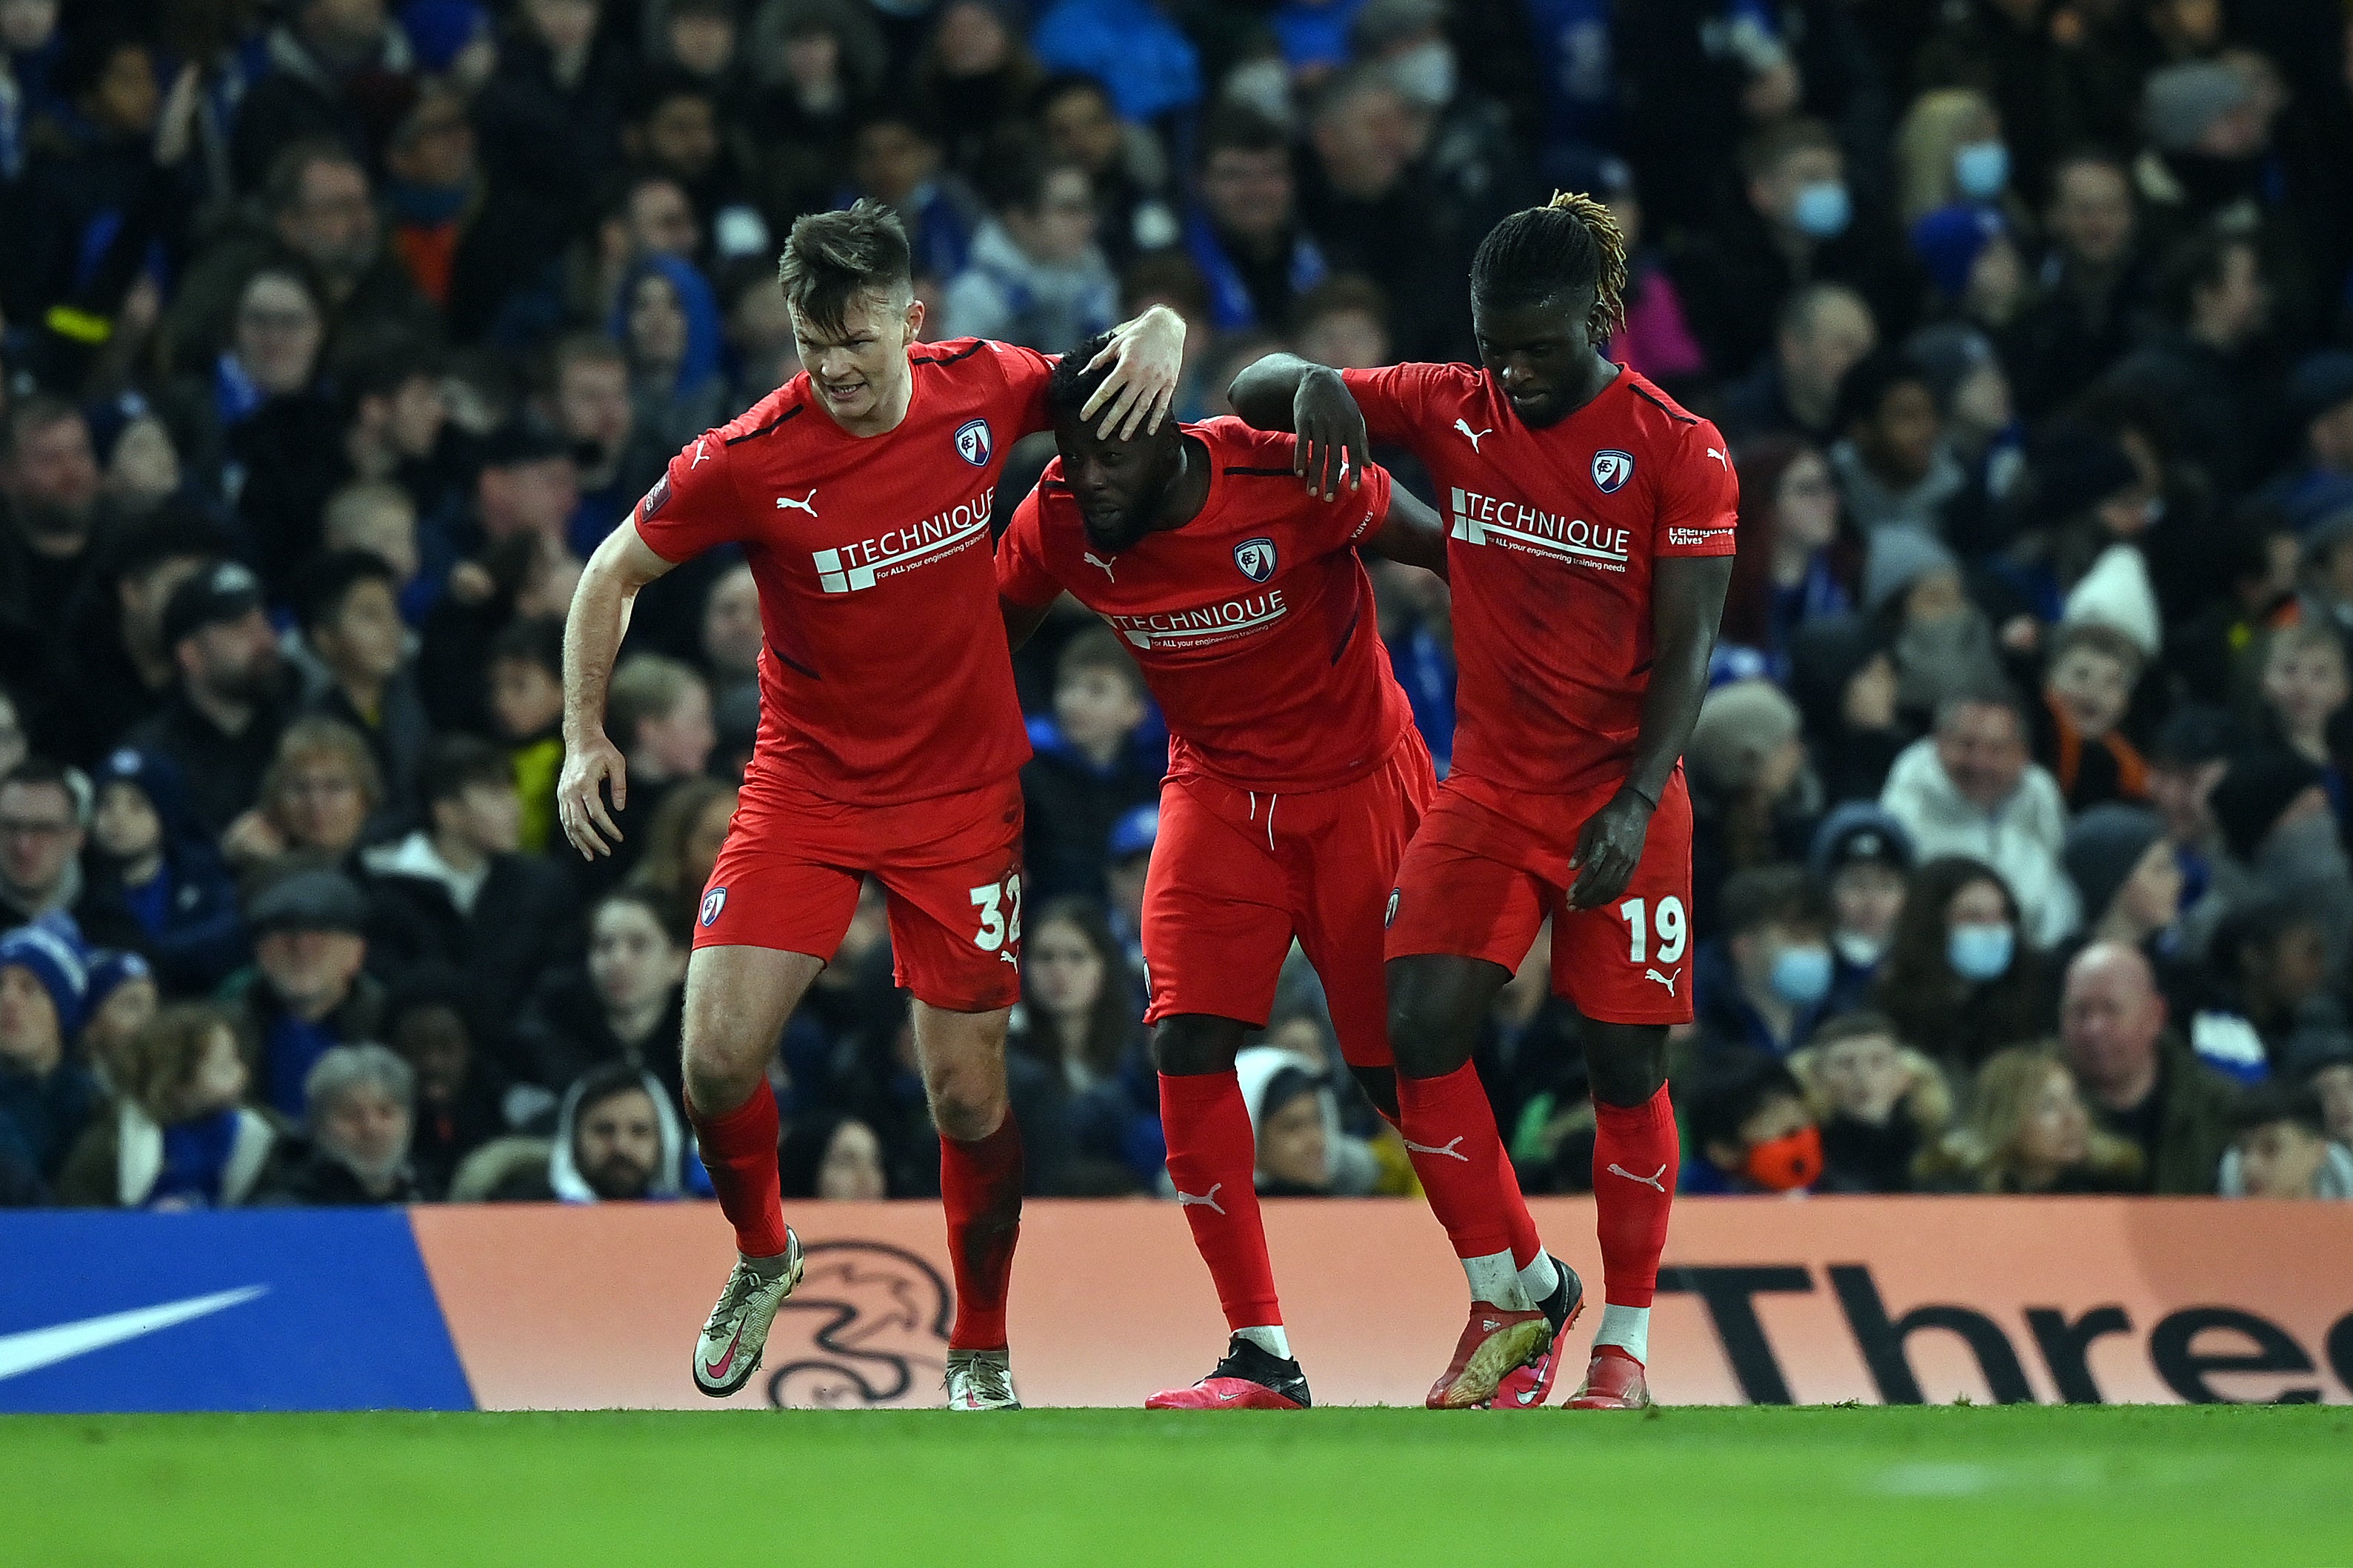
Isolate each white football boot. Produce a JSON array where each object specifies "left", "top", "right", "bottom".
[
  {"left": 944, "top": 1349, "right": 1022, "bottom": 1410},
  {"left": 692, "top": 1228, "right": 804, "bottom": 1398}
]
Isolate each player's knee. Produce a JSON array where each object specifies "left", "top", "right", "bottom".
[
  {"left": 1386, "top": 986, "right": 1466, "bottom": 1080},
  {"left": 926, "top": 1075, "right": 1006, "bottom": 1142},
  {"left": 1583, "top": 1024, "right": 1668, "bottom": 1107},
  {"left": 679, "top": 1029, "right": 766, "bottom": 1114},
  {"left": 1152, "top": 1015, "right": 1242, "bottom": 1077}
]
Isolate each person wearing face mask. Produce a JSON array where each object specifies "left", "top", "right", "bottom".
[
  {"left": 1806, "top": 804, "right": 1915, "bottom": 1014},
  {"left": 1679, "top": 1049, "right": 1837, "bottom": 1195},
  {"left": 1694, "top": 867, "right": 1835, "bottom": 1061},
  {"left": 1664, "top": 118, "right": 1910, "bottom": 381},
  {"left": 1876, "top": 855, "right": 2060, "bottom": 1080},
  {"left": 1893, "top": 88, "right": 2015, "bottom": 227}
]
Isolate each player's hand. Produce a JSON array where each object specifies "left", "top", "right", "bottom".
[
  {"left": 1566, "top": 788, "right": 1655, "bottom": 910},
  {"left": 557, "top": 733, "right": 628, "bottom": 860},
  {"left": 1083, "top": 305, "right": 1184, "bottom": 438},
  {"left": 1293, "top": 366, "right": 1367, "bottom": 500}
]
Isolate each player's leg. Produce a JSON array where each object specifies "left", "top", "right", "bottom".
[
  {"left": 1384, "top": 822, "right": 1574, "bottom": 1407},
  {"left": 880, "top": 777, "right": 1031, "bottom": 1409},
  {"left": 681, "top": 861, "right": 852, "bottom": 1396},
  {"left": 1139, "top": 775, "right": 1307, "bottom": 1409},
  {"left": 1552, "top": 772, "right": 1695, "bottom": 1412},
  {"left": 1145, "top": 1013, "right": 1311, "bottom": 1409}
]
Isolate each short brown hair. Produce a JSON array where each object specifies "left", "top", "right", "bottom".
[
  {"left": 778, "top": 198, "right": 912, "bottom": 336},
  {"left": 2047, "top": 621, "right": 2145, "bottom": 681},
  {"left": 118, "top": 1004, "right": 237, "bottom": 1124},
  {"left": 1055, "top": 626, "right": 1145, "bottom": 700},
  {"left": 607, "top": 654, "right": 707, "bottom": 750},
  {"left": 264, "top": 717, "right": 384, "bottom": 817}
]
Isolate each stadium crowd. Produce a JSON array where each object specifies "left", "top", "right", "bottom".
[{"left": 3, "top": 0, "right": 2353, "bottom": 1211}]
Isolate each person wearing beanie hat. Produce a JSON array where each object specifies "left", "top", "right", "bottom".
[
  {"left": 0, "top": 922, "right": 101, "bottom": 1186},
  {"left": 83, "top": 749, "right": 247, "bottom": 996},
  {"left": 79, "top": 950, "right": 161, "bottom": 1090},
  {"left": 223, "top": 870, "right": 388, "bottom": 1119},
  {"left": 1807, "top": 802, "right": 1914, "bottom": 1006},
  {"left": 1686, "top": 681, "right": 1818, "bottom": 934},
  {"left": 1863, "top": 528, "right": 2007, "bottom": 724},
  {"left": 1907, "top": 204, "right": 2023, "bottom": 326},
  {"left": 1904, "top": 321, "right": 2017, "bottom": 479},
  {"left": 2064, "top": 804, "right": 2178, "bottom": 947},
  {"left": 1862, "top": 526, "right": 1958, "bottom": 615},
  {"left": 2256, "top": 352, "right": 2353, "bottom": 530}
]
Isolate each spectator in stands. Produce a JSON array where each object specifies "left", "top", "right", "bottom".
[
  {"left": 0, "top": 395, "right": 106, "bottom": 649},
  {"left": 221, "top": 718, "right": 383, "bottom": 874},
  {"left": 264, "top": 1043, "right": 422, "bottom": 1205},
  {"left": 1236, "top": 1044, "right": 1366, "bottom": 1197},
  {"left": 544, "top": 334, "right": 667, "bottom": 559},
  {"left": 915, "top": 0, "right": 1044, "bottom": 183},
  {"left": 2203, "top": 899, "right": 2340, "bottom": 1075},
  {"left": 627, "top": 776, "right": 738, "bottom": 937},
  {"left": 1288, "top": 276, "right": 1392, "bottom": 372},
  {"left": 2033, "top": 622, "right": 2149, "bottom": 813},
  {"left": 743, "top": 0, "right": 887, "bottom": 227},
  {"left": 0, "top": 922, "right": 96, "bottom": 1190},
  {"left": 1102, "top": 803, "right": 1153, "bottom": 967},
  {"left": 2059, "top": 941, "right": 2238, "bottom": 1193},
  {"left": 2010, "top": 150, "right": 2143, "bottom": 421},
  {"left": 1918, "top": 1046, "right": 2143, "bottom": 1194},
  {"left": 515, "top": 888, "right": 688, "bottom": 1111},
  {"left": 1029, "top": 0, "right": 1202, "bottom": 125},
  {"left": 2064, "top": 804, "right": 2183, "bottom": 960},
  {"left": 483, "top": 615, "right": 569, "bottom": 853},
  {"left": 2253, "top": 621, "right": 2348, "bottom": 776},
  {"left": 0, "top": 758, "right": 91, "bottom": 931},
  {"left": 1681, "top": 1049, "right": 1829, "bottom": 1195},
  {"left": 1686, "top": 681, "right": 1820, "bottom": 928},
  {"left": 385, "top": 967, "right": 511, "bottom": 1201},
  {"left": 938, "top": 147, "right": 1117, "bottom": 355},
  {"left": 1881, "top": 691, "right": 2080, "bottom": 947},
  {"left": 613, "top": 255, "right": 728, "bottom": 454},
  {"left": 1020, "top": 629, "right": 1162, "bottom": 903},
  {"left": 1719, "top": 284, "right": 1879, "bottom": 447},
  {"left": 296, "top": 550, "right": 430, "bottom": 830},
  {"left": 1718, "top": 438, "right": 1855, "bottom": 685},
  {"left": 323, "top": 482, "right": 426, "bottom": 620},
  {"left": 541, "top": 1062, "right": 694, "bottom": 1203},
  {"left": 1695, "top": 866, "right": 1835, "bottom": 1059},
  {"left": 2207, "top": 752, "right": 2353, "bottom": 954},
  {"left": 83, "top": 750, "right": 244, "bottom": 995},
  {"left": 215, "top": 268, "right": 327, "bottom": 447},
  {"left": 778, "top": 1108, "right": 892, "bottom": 1199},
  {"left": 126, "top": 563, "right": 287, "bottom": 838},
  {"left": 1878, "top": 855, "right": 2060, "bottom": 1078},
  {"left": 1829, "top": 350, "right": 1968, "bottom": 537},
  {"left": 56, "top": 1004, "right": 276, "bottom": 1209},
  {"left": 1184, "top": 107, "right": 1325, "bottom": 334},
  {"left": 2263, "top": 353, "right": 2353, "bottom": 527},
  {"left": 698, "top": 563, "right": 762, "bottom": 710},
  {"left": 1863, "top": 533, "right": 2006, "bottom": 732},
  {"left": 1792, "top": 1012, "right": 1950, "bottom": 1194},
  {"left": 2218, "top": 1085, "right": 2352, "bottom": 1199},
  {"left": 1297, "top": 66, "right": 1460, "bottom": 362},
  {"left": 363, "top": 735, "right": 576, "bottom": 1037},
  {"left": 50, "top": 510, "right": 230, "bottom": 764},
  {"left": 2107, "top": 230, "right": 2277, "bottom": 492},
  {"left": 844, "top": 108, "right": 978, "bottom": 289},
  {"left": 223, "top": 869, "right": 386, "bottom": 1118},
  {"left": 601, "top": 653, "right": 718, "bottom": 871},
  {"left": 1808, "top": 805, "right": 1914, "bottom": 1012},
  {"left": 2294, "top": 1040, "right": 2353, "bottom": 1149},
  {"left": 78, "top": 952, "right": 159, "bottom": 1088},
  {"left": 1009, "top": 896, "right": 1155, "bottom": 1183},
  {"left": 1032, "top": 73, "right": 1178, "bottom": 268}
]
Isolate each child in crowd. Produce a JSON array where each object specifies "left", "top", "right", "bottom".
[
  {"left": 1020, "top": 629, "right": 1164, "bottom": 903},
  {"left": 1681, "top": 1050, "right": 1829, "bottom": 1195},
  {"left": 2217, "top": 1086, "right": 2353, "bottom": 1199},
  {"left": 85, "top": 749, "right": 244, "bottom": 994},
  {"left": 485, "top": 615, "right": 569, "bottom": 854},
  {"left": 1807, "top": 804, "right": 1915, "bottom": 1012},
  {"left": 56, "top": 1005, "right": 276, "bottom": 1209},
  {"left": 2256, "top": 621, "right": 2350, "bottom": 814},
  {"left": 1789, "top": 1012, "right": 1951, "bottom": 1192},
  {"left": 2035, "top": 621, "right": 2150, "bottom": 811}
]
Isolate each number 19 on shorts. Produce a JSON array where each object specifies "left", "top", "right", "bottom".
[
  {"left": 969, "top": 873, "right": 1024, "bottom": 954},
  {"left": 1618, "top": 895, "right": 1687, "bottom": 965}
]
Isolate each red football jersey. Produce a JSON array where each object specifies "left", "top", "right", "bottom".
[
  {"left": 1341, "top": 363, "right": 1739, "bottom": 794},
  {"left": 633, "top": 338, "right": 1051, "bottom": 803},
  {"left": 998, "top": 417, "right": 1411, "bottom": 793}
]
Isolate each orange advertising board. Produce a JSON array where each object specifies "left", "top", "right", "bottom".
[{"left": 409, "top": 1198, "right": 2353, "bottom": 1409}]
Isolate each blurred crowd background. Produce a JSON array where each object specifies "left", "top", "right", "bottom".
[{"left": 3, "top": 0, "right": 2352, "bottom": 1212}]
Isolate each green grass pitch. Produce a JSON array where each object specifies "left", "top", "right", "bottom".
[{"left": 4, "top": 1407, "right": 2347, "bottom": 1568}]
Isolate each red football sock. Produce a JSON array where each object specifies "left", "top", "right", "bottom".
[
  {"left": 687, "top": 1084, "right": 790, "bottom": 1259},
  {"left": 1160, "top": 1071, "right": 1281, "bottom": 1330},
  {"left": 1591, "top": 1084, "right": 1679, "bottom": 1308},
  {"left": 941, "top": 1113, "right": 1025, "bottom": 1350},
  {"left": 1395, "top": 1063, "right": 1515, "bottom": 1261}
]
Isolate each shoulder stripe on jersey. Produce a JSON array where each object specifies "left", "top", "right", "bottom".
[
  {"left": 1627, "top": 383, "right": 1698, "bottom": 424},
  {"left": 767, "top": 642, "right": 819, "bottom": 681},
  {"left": 1221, "top": 465, "right": 1296, "bottom": 478},
  {"left": 910, "top": 341, "right": 985, "bottom": 366},
  {"left": 725, "top": 404, "right": 804, "bottom": 445}
]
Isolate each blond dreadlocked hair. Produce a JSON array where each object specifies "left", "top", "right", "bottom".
[{"left": 1469, "top": 190, "right": 1630, "bottom": 339}]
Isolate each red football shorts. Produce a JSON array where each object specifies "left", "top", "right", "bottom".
[
  {"left": 1142, "top": 730, "right": 1437, "bottom": 1067},
  {"left": 695, "top": 770, "right": 1026, "bottom": 1013},
  {"left": 1384, "top": 765, "right": 1695, "bottom": 1025}
]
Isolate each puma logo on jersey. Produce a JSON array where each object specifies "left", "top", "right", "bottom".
[
  {"left": 1175, "top": 1183, "right": 1225, "bottom": 1215},
  {"left": 775, "top": 488, "right": 818, "bottom": 516},
  {"left": 1607, "top": 1162, "right": 1668, "bottom": 1192},
  {"left": 1403, "top": 1135, "right": 1470, "bottom": 1162},
  {"left": 690, "top": 439, "right": 712, "bottom": 467},
  {"left": 1083, "top": 552, "right": 1118, "bottom": 580},
  {"left": 1705, "top": 447, "right": 1730, "bottom": 468},
  {"left": 1644, "top": 967, "right": 1679, "bottom": 995},
  {"left": 1453, "top": 418, "right": 1492, "bottom": 452}
]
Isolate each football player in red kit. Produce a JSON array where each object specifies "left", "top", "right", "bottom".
[
  {"left": 557, "top": 201, "right": 1182, "bottom": 1411},
  {"left": 1232, "top": 193, "right": 1739, "bottom": 1410},
  {"left": 998, "top": 341, "right": 1583, "bottom": 1411}
]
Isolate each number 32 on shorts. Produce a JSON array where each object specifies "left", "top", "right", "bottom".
[
  {"left": 1617, "top": 895, "right": 1686, "bottom": 966},
  {"left": 969, "top": 873, "right": 1024, "bottom": 955}
]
